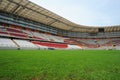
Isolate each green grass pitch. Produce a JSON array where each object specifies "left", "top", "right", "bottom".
[{"left": 0, "top": 50, "right": 120, "bottom": 80}]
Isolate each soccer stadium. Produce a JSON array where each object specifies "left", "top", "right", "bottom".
[{"left": 0, "top": 0, "right": 120, "bottom": 80}]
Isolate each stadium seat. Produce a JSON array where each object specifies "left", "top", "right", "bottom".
[
  {"left": 13, "top": 39, "right": 39, "bottom": 50},
  {"left": 0, "top": 38, "right": 18, "bottom": 49},
  {"left": 32, "top": 41, "right": 68, "bottom": 49}
]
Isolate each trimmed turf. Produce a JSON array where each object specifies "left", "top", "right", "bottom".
[{"left": 0, "top": 50, "right": 120, "bottom": 80}]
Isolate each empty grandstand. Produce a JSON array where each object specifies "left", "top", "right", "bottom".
[{"left": 0, "top": 0, "right": 120, "bottom": 50}]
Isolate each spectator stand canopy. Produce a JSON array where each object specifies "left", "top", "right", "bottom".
[{"left": 0, "top": 0, "right": 120, "bottom": 32}]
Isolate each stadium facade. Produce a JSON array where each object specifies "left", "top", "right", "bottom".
[{"left": 0, "top": 0, "right": 120, "bottom": 50}]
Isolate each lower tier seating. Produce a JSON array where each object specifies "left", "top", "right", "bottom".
[
  {"left": 67, "top": 45, "right": 82, "bottom": 49},
  {"left": 13, "top": 39, "right": 38, "bottom": 49},
  {"left": 0, "top": 37, "right": 120, "bottom": 50},
  {"left": 32, "top": 41, "right": 68, "bottom": 49},
  {"left": 0, "top": 38, "right": 17, "bottom": 49}
]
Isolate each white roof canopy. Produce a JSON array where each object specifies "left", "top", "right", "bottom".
[{"left": 0, "top": 0, "right": 120, "bottom": 32}]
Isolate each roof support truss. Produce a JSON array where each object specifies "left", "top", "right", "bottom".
[{"left": 7, "top": 0, "right": 75, "bottom": 29}]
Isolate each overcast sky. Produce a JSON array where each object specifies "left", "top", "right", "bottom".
[{"left": 29, "top": 0, "right": 120, "bottom": 26}]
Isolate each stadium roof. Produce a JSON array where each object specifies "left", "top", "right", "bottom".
[{"left": 0, "top": 0, "right": 120, "bottom": 32}]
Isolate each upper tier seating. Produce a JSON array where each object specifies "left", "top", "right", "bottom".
[
  {"left": 0, "top": 25, "right": 10, "bottom": 36},
  {"left": 77, "top": 39, "right": 110, "bottom": 48},
  {"left": 0, "top": 31, "right": 9, "bottom": 36},
  {"left": 0, "top": 25, "right": 66, "bottom": 42},
  {"left": 112, "top": 40, "right": 120, "bottom": 46},
  {"left": 0, "top": 38, "right": 18, "bottom": 49},
  {"left": 22, "top": 30, "right": 44, "bottom": 40},
  {"left": 78, "top": 39, "right": 110, "bottom": 45},
  {"left": 9, "top": 33, "right": 28, "bottom": 38},
  {"left": 64, "top": 38, "right": 77, "bottom": 44},
  {"left": 101, "top": 38, "right": 120, "bottom": 46},
  {"left": 32, "top": 32, "right": 46, "bottom": 41},
  {"left": 76, "top": 38, "right": 120, "bottom": 49},
  {"left": 43, "top": 34, "right": 65, "bottom": 42},
  {"left": 32, "top": 32, "right": 65, "bottom": 42},
  {"left": 13, "top": 39, "right": 38, "bottom": 49},
  {"left": 22, "top": 30, "right": 33, "bottom": 37},
  {"left": 7, "top": 27, "right": 23, "bottom": 33},
  {"left": 6, "top": 27, "right": 28, "bottom": 39}
]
